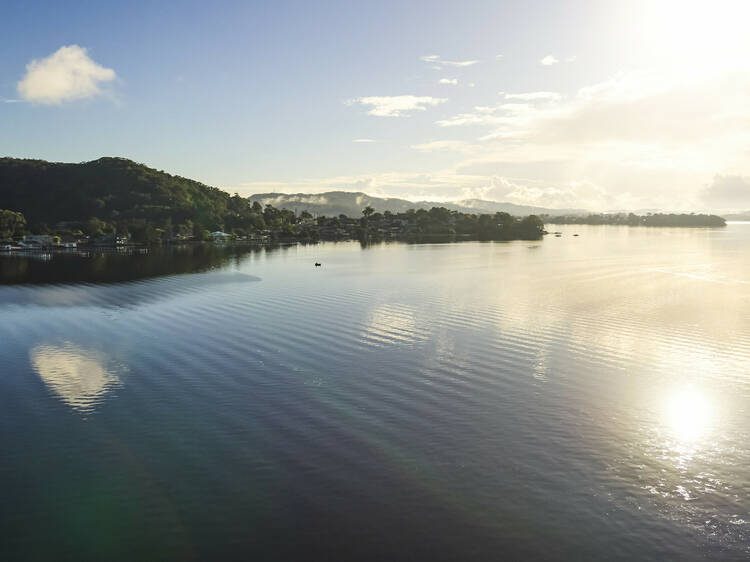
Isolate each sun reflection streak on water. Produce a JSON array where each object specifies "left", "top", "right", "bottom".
[{"left": 663, "top": 387, "right": 714, "bottom": 445}]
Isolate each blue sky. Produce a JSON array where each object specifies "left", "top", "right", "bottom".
[{"left": 2, "top": 0, "right": 750, "bottom": 210}]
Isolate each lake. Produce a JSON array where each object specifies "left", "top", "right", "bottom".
[{"left": 2, "top": 224, "right": 750, "bottom": 560}]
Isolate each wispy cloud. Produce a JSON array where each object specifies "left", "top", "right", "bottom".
[
  {"left": 442, "top": 59, "right": 480, "bottom": 67},
  {"left": 348, "top": 95, "right": 447, "bottom": 117},
  {"left": 539, "top": 55, "right": 559, "bottom": 66},
  {"left": 421, "top": 67, "right": 750, "bottom": 209},
  {"left": 439, "top": 78, "right": 458, "bottom": 85},
  {"left": 17, "top": 45, "right": 116, "bottom": 105},
  {"left": 420, "top": 55, "right": 479, "bottom": 68},
  {"left": 352, "top": 138, "right": 376, "bottom": 143},
  {"left": 504, "top": 91, "right": 562, "bottom": 101},
  {"left": 411, "top": 140, "right": 477, "bottom": 153}
]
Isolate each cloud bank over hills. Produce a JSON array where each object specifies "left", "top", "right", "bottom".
[{"left": 247, "top": 191, "right": 584, "bottom": 218}]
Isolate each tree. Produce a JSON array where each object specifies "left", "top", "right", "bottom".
[
  {"left": 86, "top": 217, "right": 108, "bottom": 236},
  {"left": 514, "top": 215, "right": 545, "bottom": 239},
  {"left": 362, "top": 206, "right": 374, "bottom": 218},
  {"left": 0, "top": 209, "right": 26, "bottom": 241}
]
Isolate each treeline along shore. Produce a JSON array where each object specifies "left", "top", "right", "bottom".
[
  {"left": 0, "top": 157, "right": 544, "bottom": 246},
  {"left": 0, "top": 157, "right": 726, "bottom": 249},
  {"left": 543, "top": 212, "right": 726, "bottom": 227}
]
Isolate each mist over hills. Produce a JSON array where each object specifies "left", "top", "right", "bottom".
[{"left": 247, "top": 191, "right": 586, "bottom": 217}]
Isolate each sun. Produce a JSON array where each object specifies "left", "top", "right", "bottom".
[{"left": 633, "top": 0, "right": 750, "bottom": 75}]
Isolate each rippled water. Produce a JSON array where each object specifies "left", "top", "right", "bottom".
[{"left": 2, "top": 225, "right": 750, "bottom": 560}]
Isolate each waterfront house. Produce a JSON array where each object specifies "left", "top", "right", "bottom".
[
  {"left": 18, "top": 234, "right": 56, "bottom": 248},
  {"left": 59, "top": 234, "right": 79, "bottom": 248}
]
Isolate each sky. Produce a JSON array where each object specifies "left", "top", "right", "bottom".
[{"left": 2, "top": 0, "right": 750, "bottom": 211}]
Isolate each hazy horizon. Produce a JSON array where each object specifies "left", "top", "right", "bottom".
[{"left": 3, "top": 0, "right": 750, "bottom": 212}]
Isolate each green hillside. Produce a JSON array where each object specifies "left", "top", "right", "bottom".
[{"left": 0, "top": 157, "right": 240, "bottom": 231}]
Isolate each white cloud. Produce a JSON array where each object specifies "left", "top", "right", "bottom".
[
  {"left": 489, "top": 177, "right": 609, "bottom": 209},
  {"left": 419, "top": 55, "right": 479, "bottom": 67},
  {"left": 411, "top": 140, "right": 476, "bottom": 153},
  {"left": 539, "top": 55, "right": 559, "bottom": 66},
  {"left": 468, "top": 82, "right": 476, "bottom": 88},
  {"left": 17, "top": 45, "right": 116, "bottom": 104},
  {"left": 438, "top": 69, "right": 750, "bottom": 150},
  {"left": 352, "top": 138, "right": 376, "bottom": 143},
  {"left": 700, "top": 175, "right": 750, "bottom": 209},
  {"left": 232, "top": 170, "right": 489, "bottom": 200},
  {"left": 247, "top": 51, "right": 750, "bottom": 211},
  {"left": 442, "top": 59, "right": 480, "bottom": 67},
  {"left": 496, "top": 54, "right": 504, "bottom": 60},
  {"left": 566, "top": 56, "right": 577, "bottom": 63},
  {"left": 257, "top": 194, "right": 331, "bottom": 206},
  {"left": 420, "top": 66, "right": 750, "bottom": 210},
  {"left": 231, "top": 169, "right": 627, "bottom": 211},
  {"left": 439, "top": 78, "right": 458, "bottom": 85},
  {"left": 436, "top": 103, "right": 540, "bottom": 128},
  {"left": 504, "top": 91, "right": 562, "bottom": 101},
  {"left": 349, "top": 95, "right": 447, "bottom": 117}
]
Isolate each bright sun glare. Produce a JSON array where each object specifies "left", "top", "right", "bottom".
[
  {"left": 636, "top": 0, "right": 750, "bottom": 73},
  {"left": 663, "top": 387, "right": 714, "bottom": 443}
]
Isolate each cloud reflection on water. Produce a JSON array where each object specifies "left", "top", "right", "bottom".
[{"left": 30, "top": 342, "right": 123, "bottom": 413}]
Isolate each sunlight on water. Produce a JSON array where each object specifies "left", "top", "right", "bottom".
[
  {"left": 29, "top": 343, "right": 122, "bottom": 413},
  {"left": 4, "top": 226, "right": 750, "bottom": 559},
  {"left": 662, "top": 387, "right": 714, "bottom": 444},
  {"left": 361, "top": 304, "right": 425, "bottom": 347}
]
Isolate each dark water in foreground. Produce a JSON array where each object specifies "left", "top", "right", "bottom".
[{"left": 2, "top": 225, "right": 750, "bottom": 560}]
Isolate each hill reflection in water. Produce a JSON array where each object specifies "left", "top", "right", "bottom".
[{"left": 0, "top": 243, "right": 277, "bottom": 285}]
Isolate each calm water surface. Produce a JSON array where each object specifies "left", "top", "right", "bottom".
[{"left": 2, "top": 225, "right": 750, "bottom": 560}]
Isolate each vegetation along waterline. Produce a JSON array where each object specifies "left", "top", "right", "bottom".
[
  {"left": 0, "top": 157, "right": 728, "bottom": 250},
  {"left": 544, "top": 213, "right": 726, "bottom": 227},
  {"left": 0, "top": 157, "right": 545, "bottom": 245}
]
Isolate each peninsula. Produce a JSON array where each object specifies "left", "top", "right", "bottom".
[{"left": 0, "top": 157, "right": 545, "bottom": 245}]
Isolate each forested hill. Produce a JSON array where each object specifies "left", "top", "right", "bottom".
[
  {"left": 0, "top": 157, "right": 236, "bottom": 231},
  {"left": 0, "top": 157, "right": 546, "bottom": 243}
]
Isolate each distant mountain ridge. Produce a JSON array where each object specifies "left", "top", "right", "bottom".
[
  {"left": 722, "top": 212, "right": 750, "bottom": 221},
  {"left": 248, "top": 191, "right": 585, "bottom": 217}
]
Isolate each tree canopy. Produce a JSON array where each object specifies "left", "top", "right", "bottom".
[
  {"left": 0, "top": 157, "right": 546, "bottom": 244},
  {"left": 544, "top": 212, "right": 726, "bottom": 227}
]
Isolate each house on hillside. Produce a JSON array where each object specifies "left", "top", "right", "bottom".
[
  {"left": 92, "top": 233, "right": 130, "bottom": 246},
  {"left": 18, "top": 234, "right": 56, "bottom": 248},
  {"left": 59, "top": 234, "right": 79, "bottom": 248}
]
